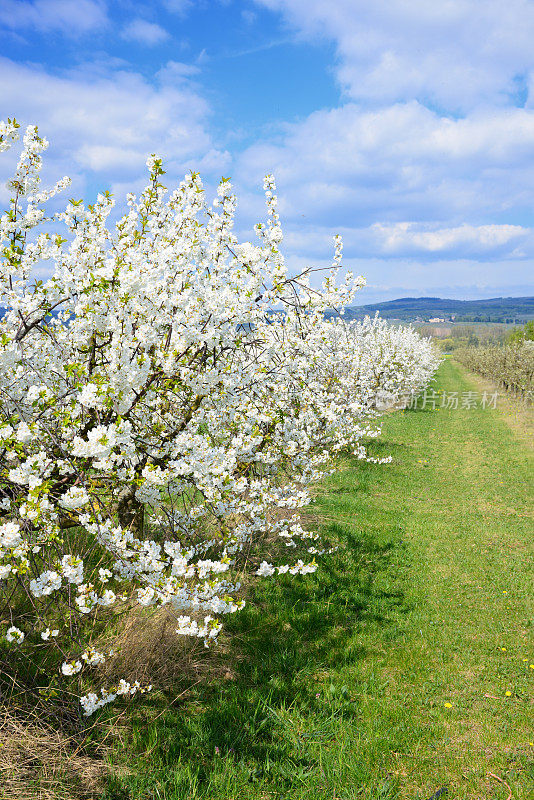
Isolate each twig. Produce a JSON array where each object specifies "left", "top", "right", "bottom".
[{"left": 488, "top": 772, "right": 512, "bottom": 800}]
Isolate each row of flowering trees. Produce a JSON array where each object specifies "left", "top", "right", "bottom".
[
  {"left": 456, "top": 342, "right": 534, "bottom": 401},
  {"left": 0, "top": 120, "right": 439, "bottom": 717}
]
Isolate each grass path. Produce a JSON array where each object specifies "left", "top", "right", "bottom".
[{"left": 106, "top": 359, "right": 533, "bottom": 800}]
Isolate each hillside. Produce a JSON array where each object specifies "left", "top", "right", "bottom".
[{"left": 332, "top": 296, "right": 534, "bottom": 323}]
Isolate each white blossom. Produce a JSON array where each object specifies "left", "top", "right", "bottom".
[
  {"left": 256, "top": 561, "right": 276, "bottom": 577},
  {"left": 41, "top": 627, "right": 59, "bottom": 640},
  {"left": 61, "top": 660, "right": 82, "bottom": 676},
  {"left": 29, "top": 570, "right": 62, "bottom": 597},
  {"left": 6, "top": 626, "right": 24, "bottom": 643},
  {"left": 59, "top": 486, "right": 90, "bottom": 510}
]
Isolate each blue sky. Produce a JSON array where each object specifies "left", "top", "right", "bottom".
[{"left": 1, "top": 0, "right": 534, "bottom": 303}]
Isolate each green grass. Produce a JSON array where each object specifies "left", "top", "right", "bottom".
[{"left": 102, "top": 359, "right": 534, "bottom": 800}]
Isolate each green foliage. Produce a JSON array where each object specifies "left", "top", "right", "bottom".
[
  {"left": 437, "top": 337, "right": 456, "bottom": 352},
  {"left": 508, "top": 320, "right": 534, "bottom": 344}
]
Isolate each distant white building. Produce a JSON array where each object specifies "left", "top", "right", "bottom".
[{"left": 428, "top": 317, "right": 446, "bottom": 323}]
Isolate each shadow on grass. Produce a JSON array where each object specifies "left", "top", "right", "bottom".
[
  {"left": 402, "top": 405, "right": 440, "bottom": 415},
  {"left": 103, "top": 483, "right": 411, "bottom": 798}
]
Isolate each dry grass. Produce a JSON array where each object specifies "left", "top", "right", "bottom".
[
  {"left": 102, "top": 605, "right": 217, "bottom": 694},
  {"left": 0, "top": 710, "right": 106, "bottom": 800},
  {"left": 0, "top": 605, "right": 241, "bottom": 800},
  {"left": 454, "top": 359, "right": 534, "bottom": 448}
]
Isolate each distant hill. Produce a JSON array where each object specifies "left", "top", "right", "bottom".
[
  {"left": 331, "top": 296, "right": 534, "bottom": 323},
  {"left": 2, "top": 295, "right": 533, "bottom": 325}
]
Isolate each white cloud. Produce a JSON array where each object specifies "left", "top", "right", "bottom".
[
  {"left": 240, "top": 0, "right": 534, "bottom": 296},
  {"left": 232, "top": 97, "right": 534, "bottom": 295},
  {"left": 0, "top": 57, "right": 229, "bottom": 197},
  {"left": 0, "top": 0, "right": 107, "bottom": 36},
  {"left": 255, "top": 0, "right": 534, "bottom": 111},
  {"left": 260, "top": 222, "right": 533, "bottom": 265},
  {"left": 235, "top": 102, "right": 534, "bottom": 228},
  {"left": 121, "top": 19, "right": 170, "bottom": 46},
  {"left": 242, "top": 9, "right": 257, "bottom": 25},
  {"left": 156, "top": 61, "right": 201, "bottom": 83},
  {"left": 162, "top": 0, "right": 194, "bottom": 15},
  {"left": 372, "top": 223, "right": 530, "bottom": 256}
]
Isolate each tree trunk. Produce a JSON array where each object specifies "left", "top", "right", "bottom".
[{"left": 116, "top": 485, "right": 144, "bottom": 537}]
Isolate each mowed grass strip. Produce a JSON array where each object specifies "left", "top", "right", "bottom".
[{"left": 104, "top": 358, "right": 534, "bottom": 800}]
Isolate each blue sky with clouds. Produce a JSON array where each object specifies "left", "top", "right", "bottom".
[{"left": 1, "top": 0, "right": 534, "bottom": 303}]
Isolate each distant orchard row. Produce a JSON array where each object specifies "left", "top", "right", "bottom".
[{"left": 456, "top": 342, "right": 534, "bottom": 401}]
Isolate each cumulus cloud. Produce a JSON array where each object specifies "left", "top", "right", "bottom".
[
  {"left": 0, "top": 0, "right": 108, "bottom": 36},
  {"left": 372, "top": 223, "right": 530, "bottom": 257},
  {"left": 255, "top": 0, "right": 534, "bottom": 111},
  {"left": 121, "top": 19, "right": 170, "bottom": 46},
  {"left": 235, "top": 102, "right": 534, "bottom": 228},
  {"left": 0, "top": 57, "right": 230, "bottom": 197},
  {"left": 258, "top": 222, "right": 532, "bottom": 267},
  {"left": 233, "top": 95, "right": 534, "bottom": 291}
]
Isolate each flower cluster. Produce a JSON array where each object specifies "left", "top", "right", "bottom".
[{"left": 0, "top": 120, "right": 438, "bottom": 715}]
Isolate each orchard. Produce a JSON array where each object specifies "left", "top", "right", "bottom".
[{"left": 0, "top": 120, "right": 439, "bottom": 717}]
